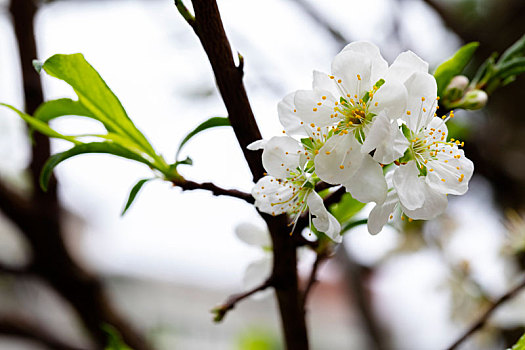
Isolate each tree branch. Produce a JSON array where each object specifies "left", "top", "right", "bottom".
[
  {"left": 179, "top": 0, "right": 265, "bottom": 181},
  {"left": 212, "top": 278, "right": 274, "bottom": 322},
  {"left": 0, "top": 314, "right": 87, "bottom": 350},
  {"left": 446, "top": 276, "right": 525, "bottom": 350},
  {"left": 171, "top": 178, "right": 254, "bottom": 203},
  {"left": 301, "top": 251, "right": 329, "bottom": 307},
  {"left": 288, "top": 0, "right": 348, "bottom": 48}
]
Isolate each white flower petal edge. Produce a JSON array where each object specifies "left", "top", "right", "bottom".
[
  {"left": 385, "top": 50, "right": 429, "bottom": 83},
  {"left": 278, "top": 92, "right": 308, "bottom": 137},
  {"left": 235, "top": 222, "right": 272, "bottom": 248},
  {"left": 315, "top": 134, "right": 364, "bottom": 185},
  {"left": 361, "top": 112, "right": 409, "bottom": 164},
  {"left": 306, "top": 191, "right": 342, "bottom": 243},
  {"left": 341, "top": 41, "right": 389, "bottom": 82},
  {"left": 243, "top": 255, "right": 273, "bottom": 300},
  {"left": 343, "top": 153, "right": 387, "bottom": 204},
  {"left": 261, "top": 136, "right": 303, "bottom": 180}
]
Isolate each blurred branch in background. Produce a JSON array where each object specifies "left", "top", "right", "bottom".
[
  {"left": 0, "top": 0, "right": 152, "bottom": 349},
  {"left": 447, "top": 277, "right": 525, "bottom": 350},
  {"left": 0, "top": 314, "right": 85, "bottom": 350}
]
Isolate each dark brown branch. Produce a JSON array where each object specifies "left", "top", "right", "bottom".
[
  {"left": 7, "top": 1, "right": 152, "bottom": 349},
  {"left": 446, "top": 276, "right": 525, "bottom": 350},
  {"left": 212, "top": 278, "right": 274, "bottom": 322},
  {"left": 171, "top": 178, "right": 254, "bottom": 203},
  {"left": 0, "top": 314, "right": 87, "bottom": 350},
  {"left": 182, "top": 0, "right": 265, "bottom": 182}
]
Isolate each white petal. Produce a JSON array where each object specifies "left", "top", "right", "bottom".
[
  {"left": 315, "top": 134, "right": 364, "bottom": 185},
  {"left": 235, "top": 223, "right": 271, "bottom": 248},
  {"left": 393, "top": 162, "right": 426, "bottom": 210},
  {"left": 403, "top": 72, "right": 438, "bottom": 131},
  {"left": 261, "top": 136, "right": 302, "bottom": 179},
  {"left": 243, "top": 255, "right": 273, "bottom": 300},
  {"left": 306, "top": 191, "right": 342, "bottom": 243},
  {"left": 343, "top": 154, "right": 387, "bottom": 204},
  {"left": 312, "top": 70, "right": 340, "bottom": 97},
  {"left": 341, "top": 41, "right": 388, "bottom": 82},
  {"left": 385, "top": 51, "right": 429, "bottom": 83},
  {"left": 402, "top": 183, "right": 448, "bottom": 220},
  {"left": 361, "top": 113, "right": 391, "bottom": 154},
  {"left": 368, "top": 79, "right": 407, "bottom": 119},
  {"left": 372, "top": 117, "right": 409, "bottom": 164},
  {"left": 252, "top": 176, "right": 284, "bottom": 214},
  {"left": 278, "top": 92, "right": 308, "bottom": 137},
  {"left": 252, "top": 176, "right": 298, "bottom": 215},
  {"left": 294, "top": 89, "right": 338, "bottom": 127},
  {"left": 331, "top": 51, "right": 372, "bottom": 98},
  {"left": 368, "top": 189, "right": 398, "bottom": 235},
  {"left": 247, "top": 139, "right": 267, "bottom": 151},
  {"left": 426, "top": 149, "right": 474, "bottom": 195}
]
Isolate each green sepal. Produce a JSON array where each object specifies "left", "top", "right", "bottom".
[
  {"left": 374, "top": 78, "right": 385, "bottom": 89},
  {"left": 401, "top": 123, "right": 412, "bottom": 139},
  {"left": 434, "top": 42, "right": 479, "bottom": 96},
  {"left": 300, "top": 137, "right": 314, "bottom": 150},
  {"left": 303, "top": 182, "right": 315, "bottom": 189},
  {"left": 362, "top": 91, "right": 370, "bottom": 104},
  {"left": 398, "top": 147, "right": 413, "bottom": 164},
  {"left": 121, "top": 178, "right": 153, "bottom": 216},
  {"left": 175, "top": 116, "right": 230, "bottom": 160}
]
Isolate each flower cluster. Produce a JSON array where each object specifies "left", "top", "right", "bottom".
[{"left": 250, "top": 42, "right": 474, "bottom": 242}]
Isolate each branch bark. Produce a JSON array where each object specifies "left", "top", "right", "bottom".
[
  {"left": 171, "top": 178, "right": 254, "bottom": 203},
  {"left": 212, "top": 278, "right": 273, "bottom": 322},
  {"left": 6, "top": 1, "right": 152, "bottom": 349},
  {"left": 176, "top": 1, "right": 310, "bottom": 348},
  {"left": 446, "top": 276, "right": 525, "bottom": 350}
]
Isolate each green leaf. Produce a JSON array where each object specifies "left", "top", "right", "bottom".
[
  {"left": 40, "top": 142, "right": 154, "bottom": 191},
  {"left": 1, "top": 103, "right": 80, "bottom": 144},
  {"left": 340, "top": 218, "right": 368, "bottom": 235},
  {"left": 121, "top": 178, "right": 152, "bottom": 216},
  {"left": 434, "top": 42, "right": 479, "bottom": 96},
  {"left": 329, "top": 193, "right": 366, "bottom": 223},
  {"left": 176, "top": 116, "right": 230, "bottom": 159},
  {"left": 509, "top": 332, "right": 525, "bottom": 350},
  {"left": 34, "top": 98, "right": 93, "bottom": 122},
  {"left": 41, "top": 54, "right": 156, "bottom": 155},
  {"left": 499, "top": 33, "right": 525, "bottom": 63},
  {"left": 496, "top": 57, "right": 525, "bottom": 79},
  {"left": 102, "top": 324, "right": 132, "bottom": 350}
]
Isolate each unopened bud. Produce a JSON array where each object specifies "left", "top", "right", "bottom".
[
  {"left": 443, "top": 75, "right": 469, "bottom": 101},
  {"left": 459, "top": 89, "right": 488, "bottom": 110}
]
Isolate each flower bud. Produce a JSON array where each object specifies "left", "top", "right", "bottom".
[
  {"left": 459, "top": 89, "right": 488, "bottom": 110},
  {"left": 443, "top": 75, "right": 469, "bottom": 101}
]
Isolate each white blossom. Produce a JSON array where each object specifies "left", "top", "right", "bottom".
[{"left": 249, "top": 136, "right": 342, "bottom": 242}]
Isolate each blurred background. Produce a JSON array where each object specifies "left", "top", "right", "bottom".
[{"left": 0, "top": 0, "right": 524, "bottom": 349}]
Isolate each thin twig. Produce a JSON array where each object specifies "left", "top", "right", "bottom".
[
  {"left": 171, "top": 178, "right": 254, "bottom": 203},
  {"left": 212, "top": 278, "right": 273, "bottom": 322},
  {"left": 446, "top": 276, "right": 525, "bottom": 350},
  {"left": 288, "top": 0, "right": 348, "bottom": 48},
  {"left": 302, "top": 251, "right": 329, "bottom": 307}
]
